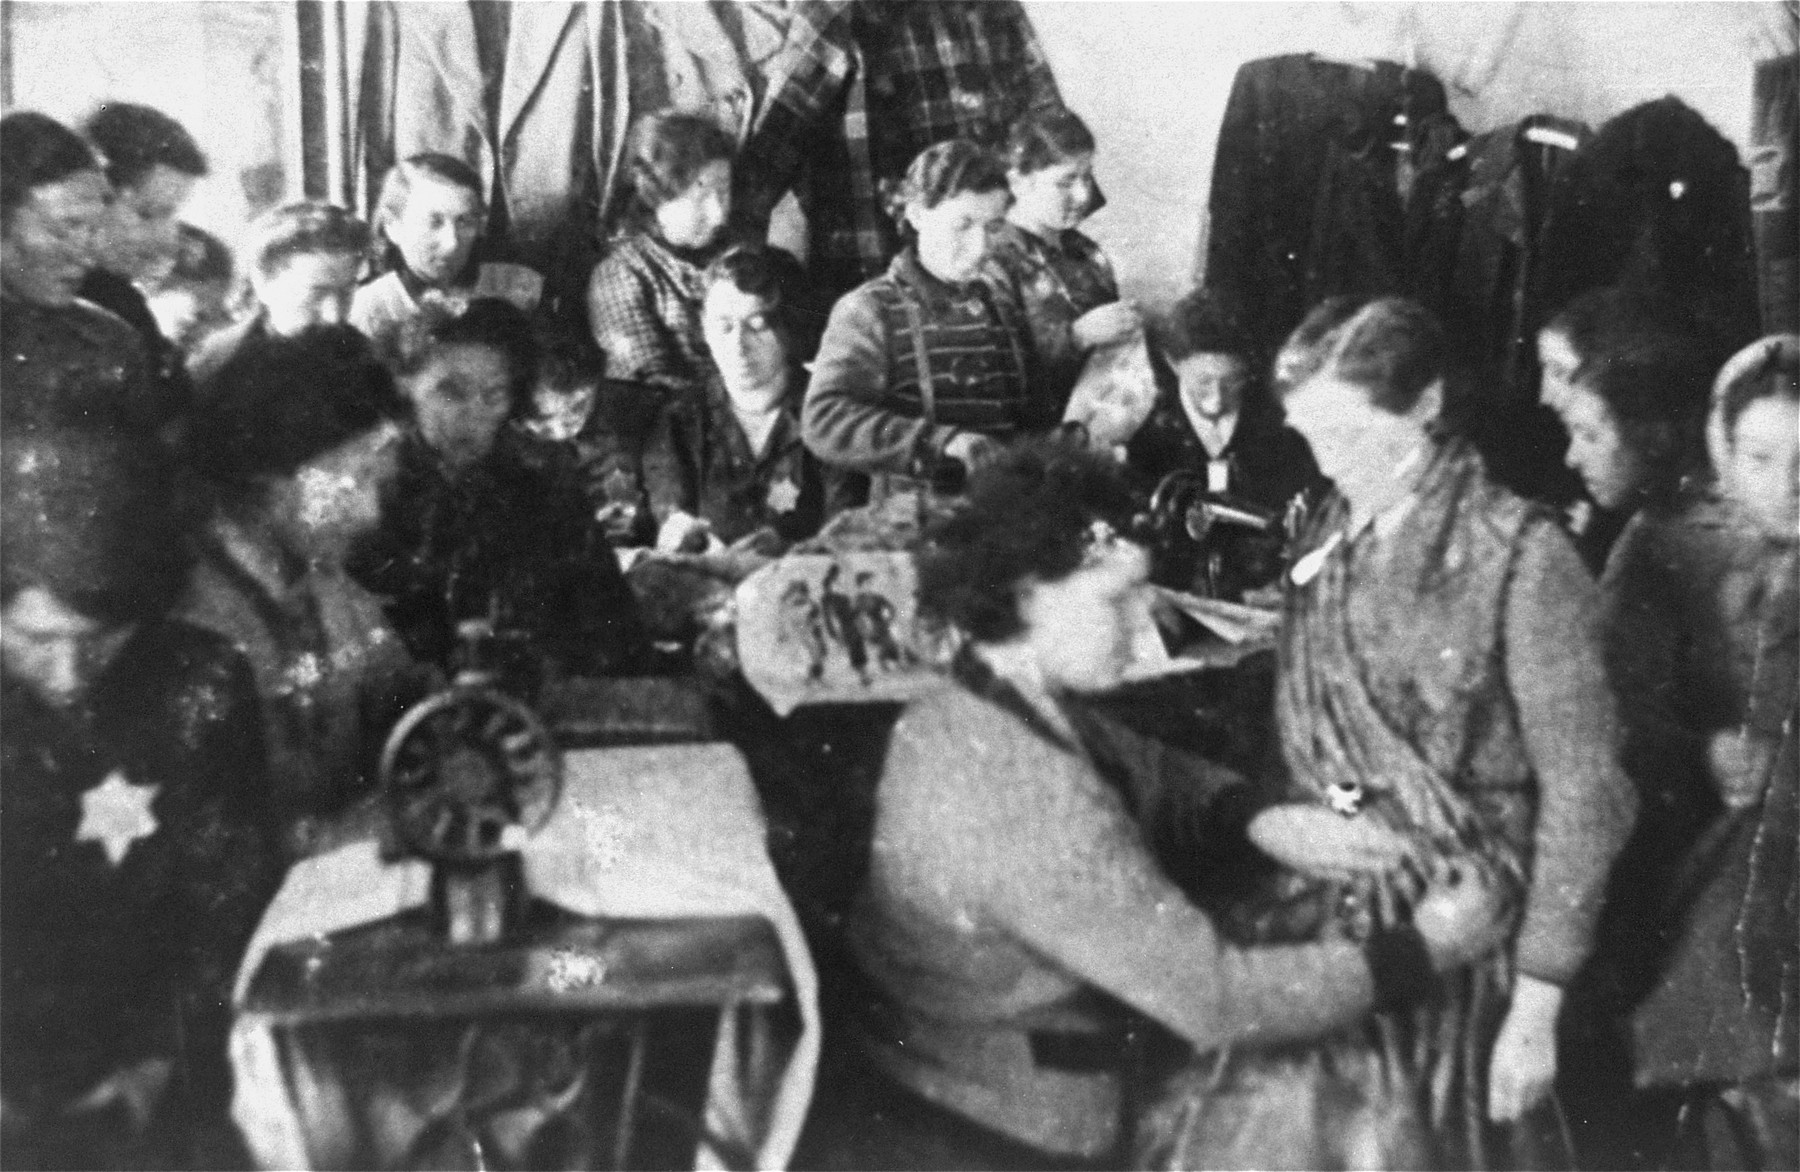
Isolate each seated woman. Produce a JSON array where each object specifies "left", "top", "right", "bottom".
[
  {"left": 641, "top": 243, "right": 847, "bottom": 552},
  {"left": 351, "top": 152, "right": 543, "bottom": 359},
  {"left": 803, "top": 139, "right": 1043, "bottom": 501},
  {"left": 587, "top": 111, "right": 736, "bottom": 414},
  {"left": 1215, "top": 297, "right": 1636, "bottom": 1167},
  {"left": 0, "top": 111, "right": 172, "bottom": 445},
  {"left": 985, "top": 106, "right": 1138, "bottom": 416},
  {"left": 182, "top": 333, "right": 420, "bottom": 858},
  {"left": 797, "top": 437, "right": 1512, "bottom": 1171},
  {"left": 1126, "top": 289, "right": 1325, "bottom": 600},
  {"left": 1608, "top": 336, "right": 1797, "bottom": 1170},
  {"left": 349, "top": 298, "right": 649, "bottom": 678},
  {"left": 1, "top": 427, "right": 274, "bottom": 1169}
]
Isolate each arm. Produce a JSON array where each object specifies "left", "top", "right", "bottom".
[
  {"left": 1490, "top": 522, "right": 1639, "bottom": 1120},
  {"left": 586, "top": 246, "right": 692, "bottom": 395},
  {"left": 1508, "top": 522, "right": 1639, "bottom": 985},
  {"left": 887, "top": 699, "right": 1380, "bottom": 1055},
  {"left": 802, "top": 290, "right": 958, "bottom": 476}
]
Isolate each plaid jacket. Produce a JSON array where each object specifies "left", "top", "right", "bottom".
[
  {"left": 740, "top": 0, "right": 1063, "bottom": 297},
  {"left": 586, "top": 232, "right": 722, "bottom": 399}
]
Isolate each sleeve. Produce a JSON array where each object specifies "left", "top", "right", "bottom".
[
  {"left": 1599, "top": 516, "right": 1709, "bottom": 788},
  {"left": 886, "top": 699, "right": 1378, "bottom": 1055},
  {"left": 586, "top": 245, "right": 688, "bottom": 394},
  {"left": 802, "top": 289, "right": 957, "bottom": 475},
  {"left": 159, "top": 642, "right": 280, "bottom": 1110},
  {"left": 735, "top": 0, "right": 857, "bottom": 229},
  {"left": 1505, "top": 520, "right": 1639, "bottom": 984},
  {"left": 1009, "top": 1, "right": 1064, "bottom": 113},
  {"left": 551, "top": 464, "right": 652, "bottom": 674}
]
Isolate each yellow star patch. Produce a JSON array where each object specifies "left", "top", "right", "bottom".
[{"left": 76, "top": 770, "right": 160, "bottom": 867}]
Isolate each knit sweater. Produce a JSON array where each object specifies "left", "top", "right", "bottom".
[
  {"left": 848, "top": 675, "right": 1382, "bottom": 1158},
  {"left": 803, "top": 248, "right": 1039, "bottom": 488}
]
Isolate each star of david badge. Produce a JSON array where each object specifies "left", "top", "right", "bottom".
[
  {"left": 76, "top": 770, "right": 160, "bottom": 867},
  {"left": 766, "top": 478, "right": 801, "bottom": 514}
]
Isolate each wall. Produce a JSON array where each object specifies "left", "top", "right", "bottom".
[{"left": 1025, "top": 1, "right": 1798, "bottom": 307}]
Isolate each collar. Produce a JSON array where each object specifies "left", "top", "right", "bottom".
[
  {"left": 386, "top": 245, "right": 483, "bottom": 302},
  {"left": 889, "top": 247, "right": 987, "bottom": 312}
]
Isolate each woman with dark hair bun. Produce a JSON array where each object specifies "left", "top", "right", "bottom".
[
  {"left": 1, "top": 426, "right": 274, "bottom": 1169},
  {"left": 349, "top": 298, "right": 649, "bottom": 679},
  {"left": 798, "top": 434, "right": 1511, "bottom": 1171},
  {"left": 1, "top": 111, "right": 176, "bottom": 444},
  {"left": 1186, "top": 295, "right": 1636, "bottom": 1169}
]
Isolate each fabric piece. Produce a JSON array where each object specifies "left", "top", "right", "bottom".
[
  {"left": 1535, "top": 95, "right": 1761, "bottom": 356},
  {"left": 230, "top": 743, "right": 819, "bottom": 1170},
  {"left": 1751, "top": 55, "right": 1798, "bottom": 332},
  {"left": 734, "top": 552, "right": 953, "bottom": 716},
  {"left": 1200, "top": 54, "right": 1449, "bottom": 360}
]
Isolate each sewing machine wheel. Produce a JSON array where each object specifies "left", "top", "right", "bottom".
[{"left": 379, "top": 685, "right": 562, "bottom": 865}]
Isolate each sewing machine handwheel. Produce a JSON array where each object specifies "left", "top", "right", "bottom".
[{"left": 380, "top": 685, "right": 562, "bottom": 865}]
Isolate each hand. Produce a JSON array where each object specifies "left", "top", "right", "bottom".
[
  {"left": 942, "top": 431, "right": 1000, "bottom": 469},
  {"left": 1708, "top": 729, "right": 1776, "bottom": 809},
  {"left": 1071, "top": 300, "right": 1143, "bottom": 350},
  {"left": 656, "top": 511, "right": 715, "bottom": 555},
  {"left": 1488, "top": 974, "right": 1563, "bottom": 1122},
  {"left": 1411, "top": 854, "right": 1512, "bottom": 972},
  {"left": 68, "top": 1057, "right": 174, "bottom": 1132}
]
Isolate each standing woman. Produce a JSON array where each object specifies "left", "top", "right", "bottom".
[
  {"left": 1609, "top": 336, "right": 1798, "bottom": 1170},
  {"left": 985, "top": 106, "right": 1138, "bottom": 416},
  {"left": 1219, "top": 298, "right": 1636, "bottom": 1168},
  {"left": 804, "top": 139, "right": 1042, "bottom": 500},
  {"left": 0, "top": 112, "right": 171, "bottom": 444}
]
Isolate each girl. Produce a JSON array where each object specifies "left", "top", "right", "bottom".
[
  {"left": 987, "top": 106, "right": 1138, "bottom": 415},
  {"left": 643, "top": 243, "right": 843, "bottom": 550},
  {"left": 1603, "top": 336, "right": 1797, "bottom": 1170},
  {"left": 348, "top": 299, "right": 648, "bottom": 678},
  {"left": 586, "top": 111, "right": 736, "bottom": 410},
  {"left": 803, "top": 139, "right": 1042, "bottom": 501},
  {"left": 351, "top": 152, "right": 542, "bottom": 358}
]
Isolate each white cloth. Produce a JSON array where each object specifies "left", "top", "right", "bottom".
[
  {"left": 350, "top": 263, "right": 545, "bottom": 356},
  {"left": 230, "top": 743, "right": 819, "bottom": 1170}
]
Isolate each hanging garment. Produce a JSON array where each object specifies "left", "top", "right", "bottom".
[
  {"left": 1407, "top": 115, "right": 1590, "bottom": 506},
  {"left": 1200, "top": 54, "right": 1448, "bottom": 361},
  {"left": 1535, "top": 96, "right": 1761, "bottom": 356},
  {"left": 1751, "top": 55, "right": 1798, "bottom": 333},
  {"left": 359, "top": 1, "right": 627, "bottom": 322},
  {"left": 738, "top": 0, "right": 1065, "bottom": 301}
]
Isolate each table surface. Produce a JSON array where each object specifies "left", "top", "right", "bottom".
[{"left": 241, "top": 900, "right": 787, "bottom": 1026}]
